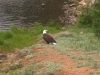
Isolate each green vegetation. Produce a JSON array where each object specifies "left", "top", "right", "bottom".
[
  {"left": 76, "top": 59, "right": 100, "bottom": 68},
  {"left": 0, "top": 21, "right": 61, "bottom": 52},
  {"left": 0, "top": 70, "right": 20, "bottom": 75},
  {"left": 1, "top": 1, "right": 100, "bottom": 75},
  {"left": 90, "top": 71, "right": 100, "bottom": 75},
  {"left": 52, "top": 31, "right": 100, "bottom": 52},
  {"left": 0, "top": 60, "right": 61, "bottom": 75},
  {"left": 52, "top": 30, "right": 100, "bottom": 69},
  {"left": 21, "top": 62, "right": 38, "bottom": 75},
  {"left": 76, "top": 0, "right": 100, "bottom": 37},
  {"left": 41, "top": 60, "right": 62, "bottom": 75},
  {"left": 0, "top": 62, "right": 38, "bottom": 75}
]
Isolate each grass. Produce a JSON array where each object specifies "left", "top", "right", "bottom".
[
  {"left": 0, "top": 61, "right": 39, "bottom": 75},
  {"left": 1, "top": 20, "right": 100, "bottom": 75},
  {"left": 0, "top": 70, "right": 20, "bottom": 75},
  {"left": 41, "top": 60, "right": 62, "bottom": 75},
  {"left": 21, "top": 62, "right": 39, "bottom": 75},
  {"left": 1, "top": 26, "right": 100, "bottom": 75},
  {"left": 71, "top": 55, "right": 93, "bottom": 61},
  {"left": 90, "top": 71, "right": 100, "bottom": 75},
  {"left": 51, "top": 28, "right": 100, "bottom": 69},
  {"left": 0, "top": 21, "right": 62, "bottom": 52},
  {"left": 76, "top": 60, "right": 100, "bottom": 68},
  {"left": 52, "top": 30, "right": 100, "bottom": 52}
]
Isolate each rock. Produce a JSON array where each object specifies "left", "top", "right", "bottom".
[
  {"left": 70, "top": 4, "right": 76, "bottom": 7},
  {"left": 60, "top": 1, "right": 78, "bottom": 26},
  {"left": 0, "top": 54, "right": 7, "bottom": 60}
]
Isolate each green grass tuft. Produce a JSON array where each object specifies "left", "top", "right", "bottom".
[
  {"left": 90, "top": 71, "right": 100, "bottom": 75},
  {"left": 0, "top": 70, "right": 20, "bottom": 75},
  {"left": 41, "top": 60, "right": 62, "bottom": 75},
  {"left": 21, "top": 62, "right": 38, "bottom": 75},
  {"left": 76, "top": 60, "right": 100, "bottom": 68}
]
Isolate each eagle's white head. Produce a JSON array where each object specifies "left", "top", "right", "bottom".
[{"left": 43, "top": 30, "right": 47, "bottom": 34}]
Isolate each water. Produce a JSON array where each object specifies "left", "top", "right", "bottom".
[{"left": 0, "top": 0, "right": 67, "bottom": 30}]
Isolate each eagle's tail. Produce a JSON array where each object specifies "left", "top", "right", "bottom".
[{"left": 53, "top": 43, "right": 57, "bottom": 45}]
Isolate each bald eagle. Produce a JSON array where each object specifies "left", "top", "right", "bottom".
[{"left": 43, "top": 30, "right": 57, "bottom": 45}]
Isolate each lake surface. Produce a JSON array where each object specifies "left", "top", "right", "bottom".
[{"left": 0, "top": 0, "right": 68, "bottom": 30}]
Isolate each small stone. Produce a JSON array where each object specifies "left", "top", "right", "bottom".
[{"left": 70, "top": 4, "right": 76, "bottom": 7}]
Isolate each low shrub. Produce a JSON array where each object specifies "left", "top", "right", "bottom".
[
  {"left": 21, "top": 62, "right": 38, "bottom": 75},
  {"left": 76, "top": 1, "right": 100, "bottom": 37}
]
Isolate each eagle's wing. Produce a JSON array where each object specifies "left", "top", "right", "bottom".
[
  {"left": 47, "top": 34, "right": 56, "bottom": 43},
  {"left": 43, "top": 34, "right": 56, "bottom": 44}
]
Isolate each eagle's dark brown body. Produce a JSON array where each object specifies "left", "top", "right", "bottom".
[{"left": 43, "top": 34, "right": 56, "bottom": 44}]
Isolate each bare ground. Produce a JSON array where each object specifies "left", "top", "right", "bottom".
[{"left": 32, "top": 45, "right": 97, "bottom": 75}]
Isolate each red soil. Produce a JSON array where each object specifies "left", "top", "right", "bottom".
[
  {"left": 32, "top": 46, "right": 95, "bottom": 75},
  {"left": 2, "top": 44, "right": 99, "bottom": 75}
]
